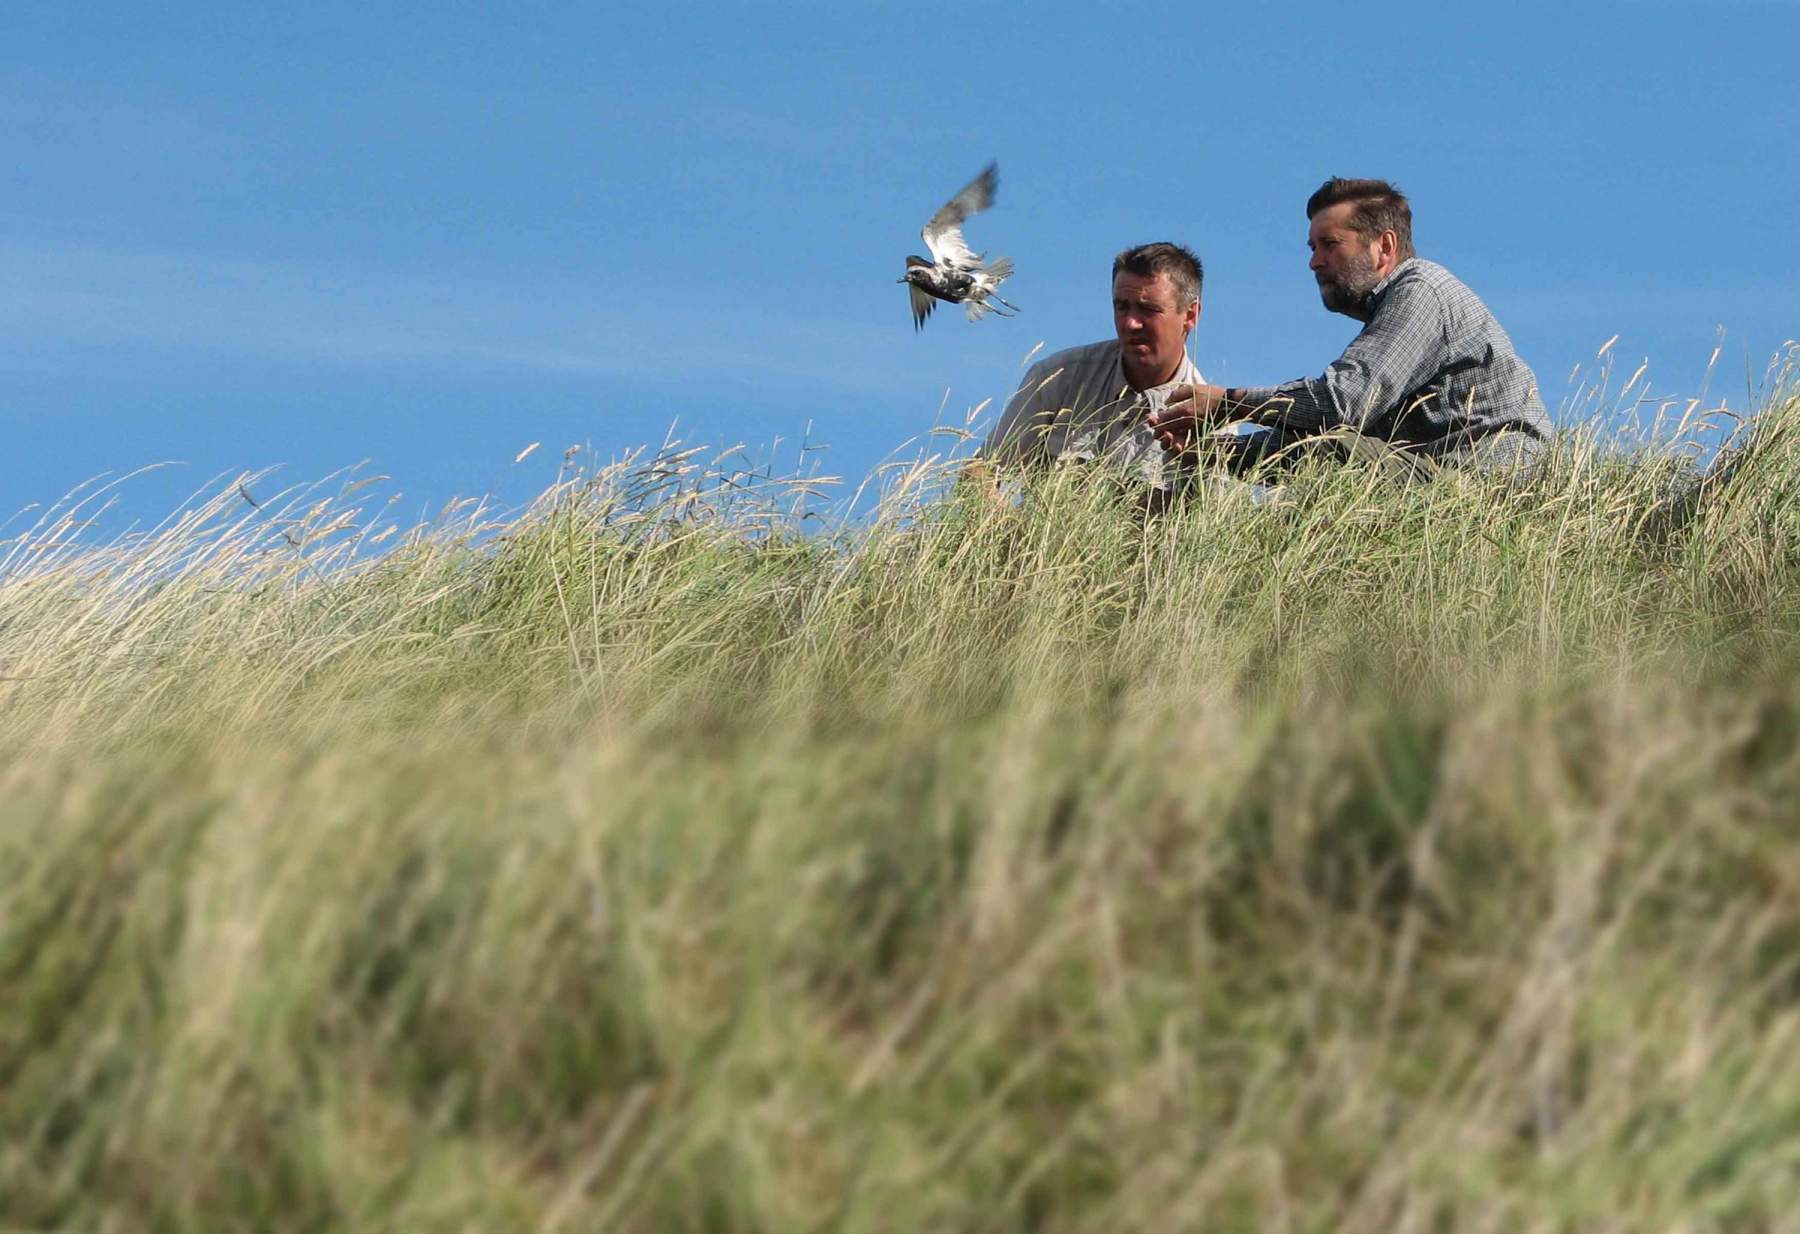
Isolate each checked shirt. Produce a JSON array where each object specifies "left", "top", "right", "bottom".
[{"left": 1234, "top": 258, "right": 1551, "bottom": 465}]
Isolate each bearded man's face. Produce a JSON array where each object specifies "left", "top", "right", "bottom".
[{"left": 1307, "top": 202, "right": 1387, "bottom": 316}]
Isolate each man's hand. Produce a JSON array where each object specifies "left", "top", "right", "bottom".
[
  {"left": 957, "top": 456, "right": 1013, "bottom": 508},
  {"left": 1147, "top": 383, "right": 1231, "bottom": 456}
]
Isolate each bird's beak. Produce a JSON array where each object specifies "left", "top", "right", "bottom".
[{"left": 896, "top": 276, "right": 907, "bottom": 283}]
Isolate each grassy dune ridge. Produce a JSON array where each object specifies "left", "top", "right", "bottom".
[{"left": 4, "top": 384, "right": 1800, "bottom": 1231}]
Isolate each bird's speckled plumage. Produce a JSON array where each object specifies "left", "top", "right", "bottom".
[{"left": 899, "top": 162, "right": 1019, "bottom": 330}]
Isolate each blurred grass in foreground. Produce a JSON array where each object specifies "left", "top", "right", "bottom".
[{"left": 3, "top": 373, "right": 1800, "bottom": 1232}]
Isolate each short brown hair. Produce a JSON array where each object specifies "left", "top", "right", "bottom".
[
  {"left": 1306, "top": 178, "right": 1416, "bottom": 261},
  {"left": 1112, "top": 242, "right": 1203, "bottom": 308}
]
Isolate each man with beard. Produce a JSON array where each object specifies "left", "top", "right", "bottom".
[{"left": 1149, "top": 178, "right": 1551, "bottom": 477}]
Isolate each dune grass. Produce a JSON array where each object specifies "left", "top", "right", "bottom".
[{"left": 3, "top": 380, "right": 1800, "bottom": 1232}]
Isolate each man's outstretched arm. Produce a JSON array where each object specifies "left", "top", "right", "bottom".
[
  {"left": 1144, "top": 384, "right": 1259, "bottom": 455},
  {"left": 1149, "top": 279, "right": 1450, "bottom": 452}
]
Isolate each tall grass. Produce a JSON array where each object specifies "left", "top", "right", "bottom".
[{"left": 3, "top": 375, "right": 1800, "bottom": 1232}]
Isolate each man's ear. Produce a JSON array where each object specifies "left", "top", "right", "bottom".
[
  {"left": 1377, "top": 230, "right": 1400, "bottom": 273},
  {"left": 1184, "top": 297, "right": 1201, "bottom": 332}
]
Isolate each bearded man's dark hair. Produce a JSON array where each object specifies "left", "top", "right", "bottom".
[{"left": 1306, "top": 178, "right": 1416, "bottom": 262}]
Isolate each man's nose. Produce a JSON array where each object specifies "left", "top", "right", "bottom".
[{"left": 1308, "top": 250, "right": 1325, "bottom": 272}]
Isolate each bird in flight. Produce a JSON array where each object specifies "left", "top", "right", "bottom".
[{"left": 899, "top": 161, "right": 1019, "bottom": 331}]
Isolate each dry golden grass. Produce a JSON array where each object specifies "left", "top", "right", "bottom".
[{"left": 2, "top": 373, "right": 1799, "bottom": 1231}]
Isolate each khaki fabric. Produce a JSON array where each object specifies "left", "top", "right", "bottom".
[{"left": 983, "top": 339, "right": 1204, "bottom": 492}]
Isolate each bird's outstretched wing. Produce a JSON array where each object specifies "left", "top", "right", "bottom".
[
  {"left": 921, "top": 161, "right": 997, "bottom": 271},
  {"left": 908, "top": 282, "right": 936, "bottom": 330},
  {"left": 905, "top": 259, "right": 937, "bottom": 329}
]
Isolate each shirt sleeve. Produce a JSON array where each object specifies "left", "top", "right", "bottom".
[
  {"left": 982, "top": 359, "right": 1065, "bottom": 465},
  {"left": 1234, "top": 278, "right": 1447, "bottom": 435}
]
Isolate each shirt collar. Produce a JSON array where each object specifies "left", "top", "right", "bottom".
[{"left": 1362, "top": 257, "right": 1419, "bottom": 313}]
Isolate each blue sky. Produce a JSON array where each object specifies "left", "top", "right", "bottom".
[{"left": 3, "top": 0, "right": 1796, "bottom": 531}]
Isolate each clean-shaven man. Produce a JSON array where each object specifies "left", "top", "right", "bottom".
[{"left": 983, "top": 242, "right": 1209, "bottom": 494}]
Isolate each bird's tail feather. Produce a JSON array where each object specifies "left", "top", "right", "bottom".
[
  {"left": 965, "top": 294, "right": 1019, "bottom": 322},
  {"left": 965, "top": 256, "right": 1019, "bottom": 320}
]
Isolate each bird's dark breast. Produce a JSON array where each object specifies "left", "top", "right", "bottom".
[{"left": 927, "top": 269, "right": 977, "bottom": 302}]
